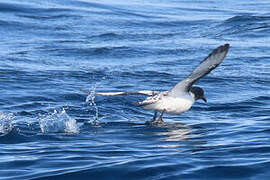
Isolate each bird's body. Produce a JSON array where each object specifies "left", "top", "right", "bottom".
[
  {"left": 82, "top": 44, "right": 230, "bottom": 124},
  {"left": 137, "top": 91, "right": 194, "bottom": 114}
]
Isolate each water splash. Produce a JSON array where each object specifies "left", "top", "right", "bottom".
[
  {"left": 39, "top": 109, "right": 79, "bottom": 134},
  {"left": 0, "top": 112, "right": 14, "bottom": 134},
  {"left": 86, "top": 83, "right": 99, "bottom": 125}
]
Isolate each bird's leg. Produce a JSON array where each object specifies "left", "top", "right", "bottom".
[
  {"left": 157, "top": 109, "right": 165, "bottom": 122},
  {"left": 152, "top": 109, "right": 165, "bottom": 124},
  {"left": 152, "top": 110, "right": 157, "bottom": 121}
]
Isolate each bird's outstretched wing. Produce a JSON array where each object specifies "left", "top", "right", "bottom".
[
  {"left": 81, "top": 89, "right": 159, "bottom": 96},
  {"left": 169, "top": 43, "right": 230, "bottom": 97}
]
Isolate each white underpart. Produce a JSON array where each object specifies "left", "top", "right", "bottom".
[{"left": 142, "top": 93, "right": 195, "bottom": 114}]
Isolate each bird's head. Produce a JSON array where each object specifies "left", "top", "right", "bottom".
[{"left": 190, "top": 86, "right": 207, "bottom": 102}]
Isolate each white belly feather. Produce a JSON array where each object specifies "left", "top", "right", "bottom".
[{"left": 142, "top": 95, "right": 194, "bottom": 114}]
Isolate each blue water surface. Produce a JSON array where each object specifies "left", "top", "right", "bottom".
[{"left": 0, "top": 0, "right": 270, "bottom": 179}]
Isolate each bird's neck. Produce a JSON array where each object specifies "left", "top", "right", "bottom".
[{"left": 189, "top": 91, "right": 196, "bottom": 101}]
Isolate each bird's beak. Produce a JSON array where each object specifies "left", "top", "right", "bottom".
[{"left": 202, "top": 96, "right": 207, "bottom": 103}]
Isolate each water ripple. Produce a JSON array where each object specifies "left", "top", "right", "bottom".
[{"left": 0, "top": 0, "right": 270, "bottom": 179}]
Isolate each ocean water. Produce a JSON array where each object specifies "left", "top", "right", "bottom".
[{"left": 1, "top": 0, "right": 270, "bottom": 179}]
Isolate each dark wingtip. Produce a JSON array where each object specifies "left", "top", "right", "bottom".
[
  {"left": 224, "top": 43, "right": 230, "bottom": 50},
  {"left": 80, "top": 89, "right": 91, "bottom": 94},
  {"left": 213, "top": 43, "right": 230, "bottom": 55},
  {"left": 219, "top": 43, "right": 230, "bottom": 51},
  {"left": 132, "top": 102, "right": 141, "bottom": 106}
]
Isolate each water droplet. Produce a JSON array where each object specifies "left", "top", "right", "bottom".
[{"left": 86, "top": 83, "right": 99, "bottom": 125}]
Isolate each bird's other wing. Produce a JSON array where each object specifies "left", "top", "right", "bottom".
[
  {"left": 81, "top": 89, "right": 159, "bottom": 96},
  {"left": 132, "top": 96, "right": 158, "bottom": 106},
  {"left": 169, "top": 43, "right": 230, "bottom": 97},
  {"left": 132, "top": 91, "right": 167, "bottom": 106}
]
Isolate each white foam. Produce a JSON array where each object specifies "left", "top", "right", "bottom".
[
  {"left": 39, "top": 109, "right": 78, "bottom": 134},
  {"left": 0, "top": 112, "right": 14, "bottom": 134}
]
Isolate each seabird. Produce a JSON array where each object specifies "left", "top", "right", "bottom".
[{"left": 82, "top": 44, "right": 230, "bottom": 124}]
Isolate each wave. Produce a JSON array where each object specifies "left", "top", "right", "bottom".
[
  {"left": 217, "top": 14, "right": 270, "bottom": 37},
  {"left": 225, "top": 15, "right": 270, "bottom": 24}
]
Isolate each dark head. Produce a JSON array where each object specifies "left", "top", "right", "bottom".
[{"left": 190, "top": 86, "right": 207, "bottom": 102}]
